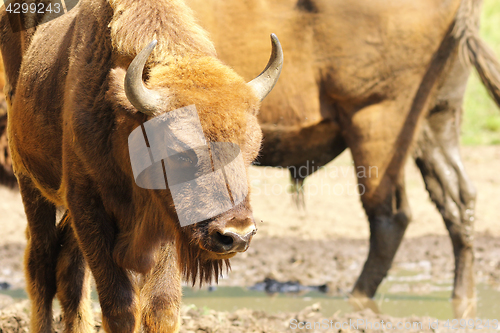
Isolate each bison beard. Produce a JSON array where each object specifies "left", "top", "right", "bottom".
[{"left": 176, "top": 225, "right": 230, "bottom": 286}]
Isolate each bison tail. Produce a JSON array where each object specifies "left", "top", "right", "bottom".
[
  {"left": 452, "top": 0, "right": 500, "bottom": 109},
  {"left": 464, "top": 35, "right": 500, "bottom": 109},
  {"left": 289, "top": 174, "right": 306, "bottom": 211}
]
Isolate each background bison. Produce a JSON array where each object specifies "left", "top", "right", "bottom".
[{"left": 184, "top": 0, "right": 500, "bottom": 309}]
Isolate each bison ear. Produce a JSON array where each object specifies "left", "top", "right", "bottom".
[{"left": 107, "top": 67, "right": 138, "bottom": 114}]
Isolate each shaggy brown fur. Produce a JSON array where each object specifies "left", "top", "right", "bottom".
[
  {"left": 108, "top": 0, "right": 216, "bottom": 60},
  {"left": 186, "top": 0, "right": 500, "bottom": 311},
  {"left": 0, "top": 0, "right": 275, "bottom": 331},
  {"left": 0, "top": 54, "right": 16, "bottom": 188}
]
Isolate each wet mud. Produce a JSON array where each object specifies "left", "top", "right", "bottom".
[{"left": 1, "top": 235, "right": 500, "bottom": 295}]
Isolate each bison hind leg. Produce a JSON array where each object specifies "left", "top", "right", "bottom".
[
  {"left": 56, "top": 212, "right": 94, "bottom": 333},
  {"left": 414, "top": 111, "right": 477, "bottom": 314}
]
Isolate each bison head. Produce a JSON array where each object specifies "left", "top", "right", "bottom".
[{"left": 111, "top": 35, "right": 282, "bottom": 284}]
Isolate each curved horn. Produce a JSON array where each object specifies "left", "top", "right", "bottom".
[
  {"left": 125, "top": 40, "right": 162, "bottom": 115},
  {"left": 248, "top": 33, "right": 284, "bottom": 101}
]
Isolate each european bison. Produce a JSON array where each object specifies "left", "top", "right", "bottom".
[
  {"left": 185, "top": 0, "right": 500, "bottom": 307},
  {"left": 0, "top": 0, "right": 282, "bottom": 332}
]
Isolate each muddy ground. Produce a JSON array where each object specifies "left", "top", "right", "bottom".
[
  {"left": 1, "top": 300, "right": 499, "bottom": 333},
  {"left": 0, "top": 146, "right": 499, "bottom": 331},
  {"left": 1, "top": 235, "right": 500, "bottom": 294}
]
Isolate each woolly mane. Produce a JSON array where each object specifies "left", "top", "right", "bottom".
[{"left": 107, "top": 0, "right": 216, "bottom": 62}]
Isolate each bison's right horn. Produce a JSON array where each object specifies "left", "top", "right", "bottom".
[
  {"left": 125, "top": 40, "right": 162, "bottom": 116},
  {"left": 248, "top": 34, "right": 284, "bottom": 101}
]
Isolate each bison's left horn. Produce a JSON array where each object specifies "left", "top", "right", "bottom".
[
  {"left": 248, "top": 33, "right": 284, "bottom": 101},
  {"left": 125, "top": 40, "right": 162, "bottom": 115}
]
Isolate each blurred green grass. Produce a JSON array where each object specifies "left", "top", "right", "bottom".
[{"left": 462, "top": 0, "right": 500, "bottom": 145}]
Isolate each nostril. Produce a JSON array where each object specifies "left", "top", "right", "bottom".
[{"left": 215, "top": 232, "right": 234, "bottom": 247}]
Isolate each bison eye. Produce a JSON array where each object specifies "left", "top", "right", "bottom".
[{"left": 163, "top": 151, "right": 201, "bottom": 186}]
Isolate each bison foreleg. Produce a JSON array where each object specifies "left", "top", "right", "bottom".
[
  {"left": 56, "top": 213, "right": 93, "bottom": 333},
  {"left": 139, "top": 243, "right": 182, "bottom": 333},
  {"left": 18, "top": 176, "right": 59, "bottom": 333},
  {"left": 66, "top": 174, "right": 140, "bottom": 333}
]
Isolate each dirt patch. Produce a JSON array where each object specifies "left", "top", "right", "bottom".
[
  {"left": 2, "top": 235, "right": 500, "bottom": 296},
  {"left": 1, "top": 301, "right": 498, "bottom": 333},
  {"left": 0, "top": 243, "right": 24, "bottom": 290},
  {"left": 218, "top": 235, "right": 500, "bottom": 294}
]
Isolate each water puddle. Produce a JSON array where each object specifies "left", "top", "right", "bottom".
[
  {"left": 1, "top": 262, "right": 499, "bottom": 320},
  {"left": 180, "top": 284, "right": 499, "bottom": 320}
]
